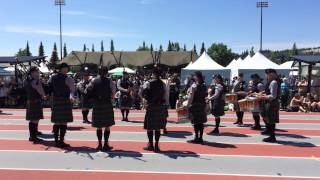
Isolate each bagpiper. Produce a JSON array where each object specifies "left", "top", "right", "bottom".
[
  {"left": 232, "top": 73, "right": 247, "bottom": 126},
  {"left": 85, "top": 66, "right": 116, "bottom": 151},
  {"left": 249, "top": 74, "right": 265, "bottom": 130},
  {"left": 24, "top": 67, "right": 46, "bottom": 143},
  {"left": 258, "top": 69, "right": 280, "bottom": 143},
  {"left": 117, "top": 71, "right": 133, "bottom": 121},
  {"left": 48, "top": 63, "right": 75, "bottom": 148},
  {"left": 142, "top": 68, "right": 169, "bottom": 152},
  {"left": 77, "top": 72, "right": 92, "bottom": 124}
]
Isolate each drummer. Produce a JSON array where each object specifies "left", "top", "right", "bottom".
[
  {"left": 232, "top": 73, "right": 247, "bottom": 126},
  {"left": 258, "top": 69, "right": 280, "bottom": 143},
  {"left": 248, "top": 74, "right": 265, "bottom": 130}
]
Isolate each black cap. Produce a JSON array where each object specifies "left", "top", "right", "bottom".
[
  {"left": 238, "top": 73, "right": 244, "bottom": 77},
  {"left": 250, "top": 73, "right": 260, "bottom": 79},
  {"left": 57, "top": 63, "right": 70, "bottom": 70},
  {"left": 265, "top": 68, "right": 277, "bottom": 74}
]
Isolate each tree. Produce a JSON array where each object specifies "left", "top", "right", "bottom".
[
  {"left": 167, "top": 41, "right": 173, "bottom": 51},
  {"left": 26, "top": 41, "right": 31, "bottom": 56},
  {"left": 173, "top": 42, "right": 180, "bottom": 51},
  {"left": 159, "top": 45, "right": 163, "bottom": 52},
  {"left": 200, "top": 42, "right": 206, "bottom": 54},
  {"left": 110, "top": 39, "right": 115, "bottom": 52},
  {"left": 249, "top": 46, "right": 255, "bottom": 56},
  {"left": 291, "top": 42, "right": 298, "bottom": 56},
  {"left": 50, "top": 43, "right": 59, "bottom": 65},
  {"left": 193, "top": 44, "right": 197, "bottom": 54},
  {"left": 240, "top": 50, "right": 249, "bottom": 59},
  {"left": 207, "top": 43, "right": 234, "bottom": 67},
  {"left": 150, "top": 43, "right": 153, "bottom": 52},
  {"left": 16, "top": 48, "right": 27, "bottom": 57},
  {"left": 101, "top": 41, "right": 104, "bottom": 51},
  {"left": 38, "top": 42, "right": 45, "bottom": 57},
  {"left": 92, "top": 44, "right": 95, "bottom": 52},
  {"left": 63, "top": 43, "right": 68, "bottom": 58},
  {"left": 83, "top": 44, "right": 87, "bottom": 52},
  {"left": 136, "top": 41, "right": 150, "bottom": 51},
  {"left": 183, "top": 44, "right": 187, "bottom": 52}
]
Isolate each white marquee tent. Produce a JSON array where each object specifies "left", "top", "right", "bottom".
[
  {"left": 181, "top": 52, "right": 230, "bottom": 84},
  {"left": 108, "top": 67, "right": 136, "bottom": 74}
]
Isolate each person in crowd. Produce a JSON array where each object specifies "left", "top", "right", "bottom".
[
  {"left": 0, "top": 80, "right": 11, "bottom": 108},
  {"left": 48, "top": 63, "right": 75, "bottom": 148},
  {"left": 297, "top": 78, "right": 308, "bottom": 96},
  {"left": 288, "top": 93, "right": 303, "bottom": 112},
  {"left": 232, "top": 73, "right": 247, "bottom": 126},
  {"left": 187, "top": 71, "right": 207, "bottom": 143},
  {"left": 76, "top": 72, "right": 92, "bottom": 124},
  {"left": 168, "top": 74, "right": 180, "bottom": 109},
  {"left": 280, "top": 77, "right": 290, "bottom": 110},
  {"left": 207, "top": 74, "right": 226, "bottom": 135},
  {"left": 248, "top": 74, "right": 265, "bottom": 130},
  {"left": 142, "top": 68, "right": 169, "bottom": 152},
  {"left": 117, "top": 71, "right": 133, "bottom": 121},
  {"left": 85, "top": 66, "right": 116, "bottom": 152},
  {"left": 302, "top": 93, "right": 313, "bottom": 113},
  {"left": 259, "top": 69, "right": 280, "bottom": 143},
  {"left": 311, "top": 94, "right": 320, "bottom": 112},
  {"left": 24, "top": 67, "right": 46, "bottom": 143},
  {"left": 184, "top": 75, "right": 194, "bottom": 93}
]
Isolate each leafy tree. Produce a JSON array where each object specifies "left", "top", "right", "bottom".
[
  {"left": 207, "top": 43, "right": 234, "bottom": 67},
  {"left": 101, "top": 41, "right": 104, "bottom": 51},
  {"left": 249, "top": 46, "right": 255, "bottom": 56},
  {"left": 200, "top": 42, "right": 206, "bottom": 54},
  {"left": 39, "top": 41, "right": 45, "bottom": 57},
  {"left": 110, "top": 39, "right": 115, "bottom": 51},
  {"left": 50, "top": 43, "right": 59, "bottom": 65},
  {"left": 173, "top": 42, "right": 180, "bottom": 51},
  {"left": 91, "top": 44, "right": 95, "bottom": 52},
  {"left": 63, "top": 43, "right": 68, "bottom": 58},
  {"left": 83, "top": 44, "right": 87, "bottom": 52},
  {"left": 26, "top": 41, "right": 31, "bottom": 56},
  {"left": 16, "top": 48, "right": 27, "bottom": 57}
]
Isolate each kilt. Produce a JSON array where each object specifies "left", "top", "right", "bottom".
[
  {"left": 144, "top": 104, "right": 168, "bottom": 130},
  {"left": 119, "top": 94, "right": 132, "bottom": 109},
  {"left": 26, "top": 99, "right": 44, "bottom": 121},
  {"left": 92, "top": 100, "right": 115, "bottom": 128},
  {"left": 261, "top": 100, "right": 280, "bottom": 124},
  {"left": 189, "top": 103, "right": 207, "bottom": 125},
  {"left": 51, "top": 97, "right": 73, "bottom": 124},
  {"left": 211, "top": 99, "right": 225, "bottom": 117},
  {"left": 80, "top": 95, "right": 92, "bottom": 109}
]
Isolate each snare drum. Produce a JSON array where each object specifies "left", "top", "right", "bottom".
[
  {"left": 238, "top": 98, "right": 261, "bottom": 112},
  {"left": 176, "top": 108, "right": 189, "bottom": 123},
  {"left": 225, "top": 94, "right": 237, "bottom": 103}
]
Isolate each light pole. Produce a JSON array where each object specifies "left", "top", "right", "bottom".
[
  {"left": 256, "top": 1, "right": 268, "bottom": 52},
  {"left": 55, "top": 0, "right": 65, "bottom": 60}
]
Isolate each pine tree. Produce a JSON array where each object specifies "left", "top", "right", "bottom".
[
  {"left": 50, "top": 43, "right": 59, "bottom": 64},
  {"left": 83, "top": 44, "right": 87, "bottom": 52},
  {"left": 110, "top": 39, "right": 115, "bottom": 52},
  {"left": 26, "top": 41, "right": 31, "bottom": 56},
  {"left": 38, "top": 41, "right": 45, "bottom": 57},
  {"left": 200, "top": 42, "right": 206, "bottom": 54},
  {"left": 193, "top": 44, "right": 197, "bottom": 54},
  {"left": 92, "top": 44, "right": 95, "bottom": 52},
  {"left": 167, "top": 41, "right": 173, "bottom": 51},
  {"left": 249, "top": 47, "right": 255, "bottom": 56},
  {"left": 101, "top": 41, "right": 104, "bottom": 52},
  {"left": 142, "top": 41, "right": 146, "bottom": 49},
  {"left": 174, "top": 42, "right": 180, "bottom": 51},
  {"left": 63, "top": 43, "right": 68, "bottom": 58},
  {"left": 159, "top": 45, "right": 163, "bottom": 52},
  {"left": 183, "top": 44, "right": 187, "bottom": 52},
  {"left": 291, "top": 43, "right": 298, "bottom": 56},
  {"left": 150, "top": 43, "right": 153, "bottom": 52}
]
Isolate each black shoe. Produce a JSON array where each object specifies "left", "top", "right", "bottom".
[
  {"left": 29, "top": 137, "right": 43, "bottom": 143},
  {"left": 102, "top": 144, "right": 113, "bottom": 152},
  {"left": 59, "top": 141, "right": 71, "bottom": 148},
  {"left": 143, "top": 143, "right": 154, "bottom": 151},
  {"left": 197, "top": 138, "right": 204, "bottom": 144},
  {"left": 83, "top": 120, "right": 91, "bottom": 124},
  {"left": 154, "top": 145, "right": 161, "bottom": 153},
  {"left": 96, "top": 144, "right": 103, "bottom": 151},
  {"left": 122, "top": 118, "right": 128, "bottom": 122},
  {"left": 36, "top": 131, "right": 43, "bottom": 136},
  {"left": 261, "top": 129, "right": 270, "bottom": 135},
  {"left": 187, "top": 138, "right": 199, "bottom": 144},
  {"left": 208, "top": 128, "right": 220, "bottom": 135},
  {"left": 263, "top": 136, "right": 277, "bottom": 143},
  {"left": 233, "top": 121, "right": 240, "bottom": 124},
  {"left": 251, "top": 125, "right": 262, "bottom": 130}
]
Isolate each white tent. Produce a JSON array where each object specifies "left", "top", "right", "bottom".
[
  {"left": 108, "top": 67, "right": 136, "bottom": 74},
  {"left": 181, "top": 52, "right": 230, "bottom": 85},
  {"left": 184, "top": 61, "right": 194, "bottom": 69},
  {"left": 39, "top": 63, "right": 50, "bottom": 74}
]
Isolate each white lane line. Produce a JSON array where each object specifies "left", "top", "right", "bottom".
[{"left": 0, "top": 167, "right": 319, "bottom": 179}]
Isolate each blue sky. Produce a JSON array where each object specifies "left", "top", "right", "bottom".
[{"left": 0, "top": 0, "right": 319, "bottom": 56}]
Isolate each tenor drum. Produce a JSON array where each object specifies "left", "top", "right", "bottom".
[
  {"left": 176, "top": 108, "right": 189, "bottom": 123},
  {"left": 238, "top": 98, "right": 260, "bottom": 112},
  {"left": 225, "top": 94, "right": 237, "bottom": 103}
]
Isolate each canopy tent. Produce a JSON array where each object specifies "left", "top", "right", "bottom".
[
  {"left": 0, "top": 67, "right": 14, "bottom": 76},
  {"left": 181, "top": 52, "right": 230, "bottom": 85},
  {"left": 62, "top": 51, "right": 198, "bottom": 67},
  {"left": 228, "top": 57, "right": 244, "bottom": 79},
  {"left": 108, "top": 67, "right": 136, "bottom": 74},
  {"left": 0, "top": 56, "right": 45, "bottom": 64}
]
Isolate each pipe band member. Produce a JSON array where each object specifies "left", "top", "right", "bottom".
[
  {"left": 249, "top": 74, "right": 265, "bottom": 130},
  {"left": 232, "top": 73, "right": 247, "bottom": 125},
  {"left": 77, "top": 72, "right": 92, "bottom": 124},
  {"left": 208, "top": 74, "right": 226, "bottom": 135},
  {"left": 187, "top": 71, "right": 207, "bottom": 144},
  {"left": 48, "top": 63, "right": 75, "bottom": 148},
  {"left": 259, "top": 68, "right": 280, "bottom": 143},
  {"left": 24, "top": 67, "right": 46, "bottom": 143},
  {"left": 117, "top": 71, "right": 133, "bottom": 121},
  {"left": 85, "top": 66, "right": 116, "bottom": 151},
  {"left": 142, "top": 68, "right": 169, "bottom": 152}
]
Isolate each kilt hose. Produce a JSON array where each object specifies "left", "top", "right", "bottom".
[
  {"left": 51, "top": 97, "right": 73, "bottom": 124},
  {"left": 26, "top": 99, "right": 44, "bottom": 121},
  {"left": 92, "top": 100, "right": 115, "bottom": 128},
  {"left": 144, "top": 104, "right": 168, "bottom": 130}
]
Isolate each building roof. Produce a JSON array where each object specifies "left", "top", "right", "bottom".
[
  {"left": 290, "top": 55, "right": 320, "bottom": 64},
  {"left": 0, "top": 56, "right": 45, "bottom": 64}
]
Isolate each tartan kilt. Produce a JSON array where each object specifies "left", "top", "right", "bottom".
[
  {"left": 119, "top": 94, "right": 132, "bottom": 109},
  {"left": 80, "top": 96, "right": 92, "bottom": 109},
  {"left": 51, "top": 98, "right": 73, "bottom": 123},
  {"left": 144, "top": 104, "right": 168, "bottom": 130},
  {"left": 211, "top": 100, "right": 225, "bottom": 117},
  {"left": 189, "top": 103, "right": 207, "bottom": 125},
  {"left": 26, "top": 99, "right": 43, "bottom": 121},
  {"left": 261, "top": 100, "right": 280, "bottom": 124},
  {"left": 92, "top": 100, "right": 115, "bottom": 128}
]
